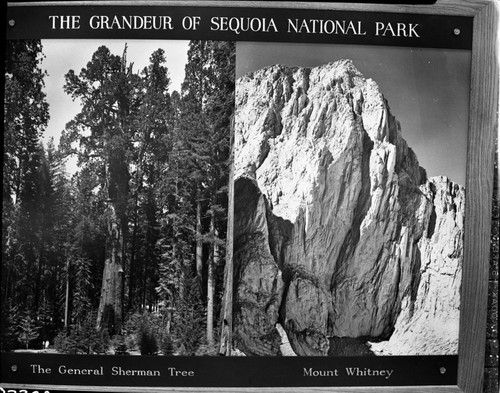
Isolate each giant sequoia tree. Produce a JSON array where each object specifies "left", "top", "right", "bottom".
[
  {"left": 62, "top": 45, "right": 175, "bottom": 335},
  {"left": 63, "top": 45, "right": 142, "bottom": 335}
]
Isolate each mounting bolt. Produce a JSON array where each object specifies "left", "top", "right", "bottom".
[
  {"left": 439, "top": 367, "right": 447, "bottom": 374},
  {"left": 11, "top": 364, "right": 17, "bottom": 372},
  {"left": 8, "top": 19, "right": 15, "bottom": 27},
  {"left": 453, "top": 28, "right": 460, "bottom": 36}
]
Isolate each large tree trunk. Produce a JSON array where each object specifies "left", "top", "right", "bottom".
[
  {"left": 34, "top": 230, "right": 45, "bottom": 311},
  {"left": 207, "top": 254, "right": 214, "bottom": 345},
  {"left": 64, "top": 257, "right": 70, "bottom": 329},
  {"left": 96, "top": 204, "right": 125, "bottom": 335},
  {"left": 196, "top": 197, "right": 203, "bottom": 291},
  {"left": 97, "top": 151, "right": 129, "bottom": 335},
  {"left": 127, "top": 209, "right": 139, "bottom": 311},
  {"left": 206, "top": 214, "right": 218, "bottom": 346},
  {"left": 173, "top": 172, "right": 185, "bottom": 303}
]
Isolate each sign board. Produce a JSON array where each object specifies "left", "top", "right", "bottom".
[{"left": 2, "top": 1, "right": 497, "bottom": 392}]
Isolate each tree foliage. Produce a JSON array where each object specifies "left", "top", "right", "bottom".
[
  {"left": 2, "top": 40, "right": 235, "bottom": 355},
  {"left": 17, "top": 314, "right": 40, "bottom": 349}
]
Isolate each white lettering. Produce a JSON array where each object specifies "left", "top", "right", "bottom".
[
  {"left": 168, "top": 367, "right": 195, "bottom": 377},
  {"left": 375, "top": 21, "right": 419, "bottom": 37},
  {"left": 182, "top": 16, "right": 201, "bottom": 30},
  {"left": 211, "top": 17, "right": 278, "bottom": 35},
  {"left": 304, "top": 367, "right": 339, "bottom": 377},
  {"left": 345, "top": 367, "right": 394, "bottom": 379},
  {"left": 88, "top": 15, "right": 173, "bottom": 30},
  {"left": 48, "top": 15, "right": 80, "bottom": 29},
  {"left": 287, "top": 18, "right": 366, "bottom": 35},
  {"left": 409, "top": 23, "right": 420, "bottom": 37}
]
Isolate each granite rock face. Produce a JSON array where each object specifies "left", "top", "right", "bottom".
[{"left": 232, "top": 60, "right": 464, "bottom": 356}]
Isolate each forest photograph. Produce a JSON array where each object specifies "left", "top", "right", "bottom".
[{"left": 2, "top": 38, "right": 235, "bottom": 356}]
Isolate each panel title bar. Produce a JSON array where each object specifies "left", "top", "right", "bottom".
[{"left": 6, "top": 5, "right": 472, "bottom": 49}]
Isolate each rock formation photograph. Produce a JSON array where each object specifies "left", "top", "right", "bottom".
[{"left": 230, "top": 42, "right": 469, "bottom": 356}]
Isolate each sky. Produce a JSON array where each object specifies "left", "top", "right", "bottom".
[
  {"left": 38, "top": 40, "right": 470, "bottom": 185},
  {"left": 237, "top": 42, "right": 471, "bottom": 186},
  {"left": 41, "top": 39, "right": 190, "bottom": 146}
]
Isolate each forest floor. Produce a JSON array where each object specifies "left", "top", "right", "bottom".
[
  {"left": 13, "top": 349, "right": 58, "bottom": 354},
  {"left": 12, "top": 349, "right": 142, "bottom": 355}
]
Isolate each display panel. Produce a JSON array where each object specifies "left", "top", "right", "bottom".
[{"left": 2, "top": 1, "right": 496, "bottom": 392}]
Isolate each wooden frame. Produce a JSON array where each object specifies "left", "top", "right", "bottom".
[{"left": 2, "top": 1, "right": 497, "bottom": 392}]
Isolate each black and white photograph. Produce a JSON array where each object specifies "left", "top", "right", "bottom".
[
  {"left": 0, "top": 38, "right": 472, "bottom": 358},
  {"left": 2, "top": 38, "right": 235, "bottom": 356},
  {"left": 231, "top": 42, "right": 470, "bottom": 356},
  {"left": 2, "top": 1, "right": 497, "bottom": 391}
]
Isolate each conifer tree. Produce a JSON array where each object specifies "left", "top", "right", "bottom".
[
  {"left": 63, "top": 45, "right": 142, "bottom": 334},
  {"left": 3, "top": 39, "right": 235, "bottom": 354},
  {"left": 128, "top": 49, "right": 172, "bottom": 311},
  {"left": 18, "top": 314, "right": 40, "bottom": 349},
  {"left": 3, "top": 40, "right": 49, "bottom": 314},
  {"left": 177, "top": 40, "right": 235, "bottom": 345},
  {"left": 3, "top": 39, "right": 49, "bottom": 216},
  {"left": 1, "top": 40, "right": 49, "bottom": 308}
]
